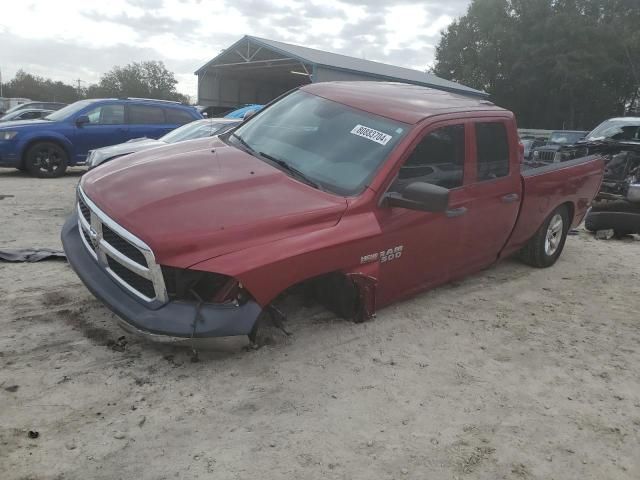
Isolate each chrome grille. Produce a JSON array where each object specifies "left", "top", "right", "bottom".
[
  {"left": 537, "top": 150, "right": 556, "bottom": 162},
  {"left": 78, "top": 195, "right": 91, "bottom": 224},
  {"left": 101, "top": 224, "right": 148, "bottom": 268},
  {"left": 76, "top": 187, "right": 167, "bottom": 303}
]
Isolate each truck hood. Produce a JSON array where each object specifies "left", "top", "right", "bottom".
[
  {"left": 81, "top": 137, "right": 348, "bottom": 267},
  {"left": 536, "top": 144, "right": 562, "bottom": 152}
]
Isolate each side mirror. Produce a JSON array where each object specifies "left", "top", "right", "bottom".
[
  {"left": 384, "top": 182, "right": 449, "bottom": 212},
  {"left": 75, "top": 115, "right": 90, "bottom": 127}
]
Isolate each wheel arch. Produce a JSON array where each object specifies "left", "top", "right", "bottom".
[
  {"left": 220, "top": 255, "right": 381, "bottom": 322},
  {"left": 556, "top": 201, "right": 575, "bottom": 228},
  {"left": 19, "top": 135, "right": 73, "bottom": 168},
  {"left": 244, "top": 264, "right": 378, "bottom": 322}
]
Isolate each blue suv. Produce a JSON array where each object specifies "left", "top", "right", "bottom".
[{"left": 0, "top": 98, "right": 202, "bottom": 177}]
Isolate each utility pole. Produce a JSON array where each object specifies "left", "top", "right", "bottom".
[
  {"left": 76, "top": 78, "right": 84, "bottom": 96},
  {"left": 0, "top": 67, "right": 3, "bottom": 98}
]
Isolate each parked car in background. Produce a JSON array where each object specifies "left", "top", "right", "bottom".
[
  {"left": 2, "top": 101, "right": 66, "bottom": 115},
  {"left": 198, "top": 104, "right": 265, "bottom": 119},
  {"left": 584, "top": 117, "right": 640, "bottom": 142},
  {"left": 520, "top": 137, "right": 545, "bottom": 160},
  {"left": 87, "top": 118, "right": 241, "bottom": 169},
  {"left": 0, "top": 97, "right": 32, "bottom": 115},
  {"left": 530, "top": 130, "right": 588, "bottom": 162},
  {"left": 224, "top": 104, "right": 263, "bottom": 119},
  {"left": 546, "top": 117, "right": 640, "bottom": 164},
  {"left": 0, "top": 108, "right": 54, "bottom": 122},
  {"left": 580, "top": 121, "right": 640, "bottom": 236},
  {"left": 0, "top": 98, "right": 202, "bottom": 177},
  {"left": 62, "top": 82, "right": 604, "bottom": 341}
]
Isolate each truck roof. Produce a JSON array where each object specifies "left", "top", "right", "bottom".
[{"left": 301, "top": 81, "right": 506, "bottom": 125}]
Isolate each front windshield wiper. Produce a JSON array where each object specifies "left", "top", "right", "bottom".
[
  {"left": 230, "top": 132, "right": 257, "bottom": 155},
  {"left": 258, "top": 151, "right": 322, "bottom": 190}
]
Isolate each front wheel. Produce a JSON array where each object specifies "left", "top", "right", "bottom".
[
  {"left": 24, "top": 142, "right": 68, "bottom": 178},
  {"left": 519, "top": 205, "right": 570, "bottom": 268}
]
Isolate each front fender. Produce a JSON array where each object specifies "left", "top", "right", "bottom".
[
  {"left": 190, "top": 210, "right": 382, "bottom": 307},
  {"left": 17, "top": 131, "right": 74, "bottom": 162}
]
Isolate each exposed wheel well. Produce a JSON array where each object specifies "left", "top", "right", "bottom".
[
  {"left": 272, "top": 270, "right": 373, "bottom": 322},
  {"left": 20, "top": 139, "right": 70, "bottom": 168},
  {"left": 558, "top": 201, "right": 575, "bottom": 226}
]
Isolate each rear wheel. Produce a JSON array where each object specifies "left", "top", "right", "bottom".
[
  {"left": 24, "top": 142, "right": 68, "bottom": 178},
  {"left": 519, "top": 205, "right": 570, "bottom": 268}
]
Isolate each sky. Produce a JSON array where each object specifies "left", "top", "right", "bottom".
[{"left": 0, "top": 0, "right": 472, "bottom": 99}]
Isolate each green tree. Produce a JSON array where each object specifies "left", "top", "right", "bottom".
[
  {"left": 433, "top": 0, "right": 640, "bottom": 129},
  {"left": 87, "top": 61, "right": 189, "bottom": 103},
  {"left": 3, "top": 70, "right": 81, "bottom": 103}
]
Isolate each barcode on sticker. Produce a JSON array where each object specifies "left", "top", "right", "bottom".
[{"left": 350, "top": 124, "right": 392, "bottom": 145}]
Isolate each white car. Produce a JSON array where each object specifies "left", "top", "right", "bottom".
[
  {"left": 87, "top": 118, "right": 241, "bottom": 169},
  {"left": 0, "top": 108, "right": 55, "bottom": 122}
]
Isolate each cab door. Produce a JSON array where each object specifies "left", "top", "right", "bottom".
[
  {"left": 372, "top": 120, "right": 473, "bottom": 306},
  {"left": 72, "top": 103, "right": 128, "bottom": 162},
  {"left": 459, "top": 119, "right": 522, "bottom": 270}
]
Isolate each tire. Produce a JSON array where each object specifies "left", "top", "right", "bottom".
[
  {"left": 584, "top": 212, "right": 597, "bottom": 232},
  {"left": 519, "top": 205, "right": 570, "bottom": 268},
  {"left": 24, "top": 142, "right": 68, "bottom": 178}
]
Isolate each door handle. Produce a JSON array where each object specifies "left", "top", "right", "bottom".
[
  {"left": 501, "top": 193, "right": 519, "bottom": 203},
  {"left": 446, "top": 207, "right": 467, "bottom": 218}
]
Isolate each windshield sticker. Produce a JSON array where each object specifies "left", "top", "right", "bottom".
[{"left": 351, "top": 124, "right": 392, "bottom": 146}]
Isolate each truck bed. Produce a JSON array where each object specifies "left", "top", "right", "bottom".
[{"left": 501, "top": 155, "right": 605, "bottom": 258}]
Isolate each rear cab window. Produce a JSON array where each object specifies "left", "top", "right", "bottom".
[
  {"left": 475, "top": 122, "right": 509, "bottom": 181},
  {"left": 128, "top": 105, "right": 166, "bottom": 124}
]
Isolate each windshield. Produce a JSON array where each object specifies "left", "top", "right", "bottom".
[
  {"left": 4, "top": 103, "right": 29, "bottom": 115},
  {"left": 1, "top": 110, "right": 22, "bottom": 121},
  {"left": 586, "top": 119, "right": 640, "bottom": 141},
  {"left": 229, "top": 90, "right": 408, "bottom": 196},
  {"left": 548, "top": 132, "right": 585, "bottom": 144},
  {"left": 44, "top": 100, "right": 96, "bottom": 121},
  {"left": 161, "top": 120, "right": 236, "bottom": 143}
]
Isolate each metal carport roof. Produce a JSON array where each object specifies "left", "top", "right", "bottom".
[{"left": 195, "top": 35, "right": 487, "bottom": 108}]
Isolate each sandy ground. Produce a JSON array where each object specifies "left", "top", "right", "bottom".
[{"left": 1, "top": 168, "right": 639, "bottom": 480}]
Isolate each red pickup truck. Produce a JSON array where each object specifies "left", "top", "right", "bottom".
[{"left": 62, "top": 82, "right": 604, "bottom": 341}]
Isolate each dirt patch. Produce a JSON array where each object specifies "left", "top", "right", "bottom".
[
  {"left": 58, "top": 306, "right": 117, "bottom": 346},
  {"left": 41, "top": 291, "right": 72, "bottom": 307}
]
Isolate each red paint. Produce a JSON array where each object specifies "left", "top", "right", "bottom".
[{"left": 81, "top": 82, "right": 604, "bottom": 311}]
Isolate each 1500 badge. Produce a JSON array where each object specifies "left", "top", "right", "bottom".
[{"left": 360, "top": 245, "right": 403, "bottom": 264}]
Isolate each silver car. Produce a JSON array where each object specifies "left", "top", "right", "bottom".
[
  {"left": 0, "top": 108, "right": 55, "bottom": 122},
  {"left": 87, "top": 118, "right": 241, "bottom": 169}
]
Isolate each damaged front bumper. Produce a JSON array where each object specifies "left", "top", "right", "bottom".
[{"left": 61, "top": 214, "right": 262, "bottom": 338}]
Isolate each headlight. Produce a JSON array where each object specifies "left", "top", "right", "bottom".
[
  {"left": 0, "top": 131, "right": 18, "bottom": 141},
  {"left": 532, "top": 150, "right": 539, "bottom": 158}
]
